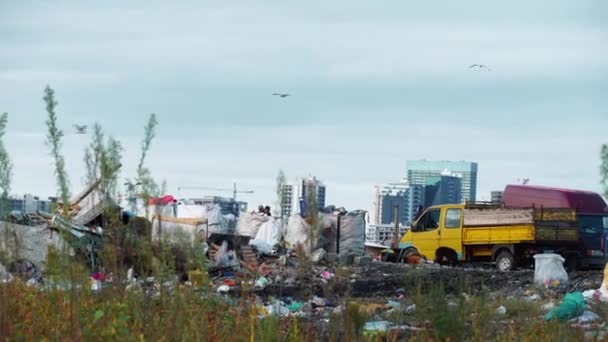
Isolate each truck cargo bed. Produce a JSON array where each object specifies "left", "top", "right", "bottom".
[
  {"left": 463, "top": 224, "right": 535, "bottom": 245},
  {"left": 463, "top": 207, "right": 576, "bottom": 227},
  {"left": 463, "top": 223, "right": 578, "bottom": 245}
]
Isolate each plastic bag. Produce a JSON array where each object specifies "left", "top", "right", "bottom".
[
  {"left": 545, "top": 292, "right": 585, "bottom": 321},
  {"left": 285, "top": 215, "right": 311, "bottom": 254},
  {"left": 254, "top": 219, "right": 281, "bottom": 247},
  {"left": 214, "top": 241, "right": 239, "bottom": 268},
  {"left": 533, "top": 253, "right": 568, "bottom": 286},
  {"left": 0, "top": 263, "right": 13, "bottom": 283}
]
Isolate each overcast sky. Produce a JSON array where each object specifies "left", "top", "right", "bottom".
[{"left": 1, "top": 1, "right": 607, "bottom": 213}]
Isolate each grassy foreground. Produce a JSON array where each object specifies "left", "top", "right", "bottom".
[{"left": 0, "top": 266, "right": 602, "bottom": 341}]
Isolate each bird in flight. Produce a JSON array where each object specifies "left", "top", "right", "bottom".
[
  {"left": 74, "top": 124, "right": 88, "bottom": 134},
  {"left": 272, "top": 93, "right": 290, "bottom": 98},
  {"left": 469, "top": 64, "right": 491, "bottom": 71}
]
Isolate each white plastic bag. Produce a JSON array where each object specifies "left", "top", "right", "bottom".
[
  {"left": 214, "top": 241, "right": 239, "bottom": 268},
  {"left": 533, "top": 253, "right": 568, "bottom": 286},
  {"left": 285, "top": 215, "right": 311, "bottom": 254},
  {"left": 254, "top": 219, "right": 281, "bottom": 246}
]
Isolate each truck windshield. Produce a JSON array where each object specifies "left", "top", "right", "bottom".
[
  {"left": 414, "top": 208, "right": 441, "bottom": 231},
  {"left": 578, "top": 215, "right": 608, "bottom": 234}
]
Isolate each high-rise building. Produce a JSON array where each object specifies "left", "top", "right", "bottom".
[
  {"left": 298, "top": 176, "right": 326, "bottom": 214},
  {"left": 406, "top": 160, "right": 478, "bottom": 202},
  {"left": 491, "top": 191, "right": 503, "bottom": 203},
  {"left": 373, "top": 181, "right": 425, "bottom": 226},
  {"left": 424, "top": 175, "right": 462, "bottom": 207},
  {"left": 280, "top": 184, "right": 294, "bottom": 218}
]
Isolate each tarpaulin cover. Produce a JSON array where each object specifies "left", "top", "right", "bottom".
[
  {"left": 0, "top": 222, "right": 72, "bottom": 270},
  {"left": 285, "top": 215, "right": 311, "bottom": 254},
  {"left": 285, "top": 210, "right": 366, "bottom": 257},
  {"left": 148, "top": 195, "right": 176, "bottom": 205},
  {"left": 335, "top": 210, "right": 366, "bottom": 257},
  {"left": 151, "top": 219, "right": 206, "bottom": 245},
  {"left": 251, "top": 218, "right": 282, "bottom": 248},
  {"left": 237, "top": 212, "right": 270, "bottom": 237}
]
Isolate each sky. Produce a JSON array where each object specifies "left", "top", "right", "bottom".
[{"left": 1, "top": 0, "right": 607, "bottom": 215}]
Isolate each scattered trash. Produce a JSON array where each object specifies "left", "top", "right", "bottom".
[
  {"left": 321, "top": 271, "right": 334, "bottom": 280},
  {"left": 127, "top": 268, "right": 135, "bottom": 283},
  {"left": 541, "top": 302, "right": 556, "bottom": 312},
  {"left": 387, "top": 300, "right": 402, "bottom": 309},
  {"left": 312, "top": 248, "right": 327, "bottom": 263},
  {"left": 287, "top": 302, "right": 304, "bottom": 312},
  {"left": 188, "top": 269, "right": 204, "bottom": 287},
  {"left": 214, "top": 241, "right": 239, "bottom": 268},
  {"left": 496, "top": 305, "right": 507, "bottom": 315},
  {"left": 545, "top": 292, "right": 585, "bottom": 321},
  {"left": 91, "top": 272, "right": 106, "bottom": 281},
  {"left": 255, "top": 276, "right": 269, "bottom": 289},
  {"left": 0, "top": 263, "right": 13, "bottom": 283},
  {"left": 583, "top": 263, "right": 608, "bottom": 303},
  {"left": 576, "top": 311, "right": 600, "bottom": 324},
  {"left": 523, "top": 294, "right": 541, "bottom": 302},
  {"left": 267, "top": 301, "right": 290, "bottom": 317},
  {"left": 363, "top": 321, "right": 391, "bottom": 332},
  {"left": 534, "top": 254, "right": 568, "bottom": 287},
  {"left": 90, "top": 278, "right": 102, "bottom": 292},
  {"left": 217, "top": 285, "right": 231, "bottom": 293},
  {"left": 312, "top": 296, "right": 326, "bottom": 307},
  {"left": 405, "top": 304, "right": 416, "bottom": 314}
]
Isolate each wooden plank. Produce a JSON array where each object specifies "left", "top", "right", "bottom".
[
  {"left": 534, "top": 208, "right": 577, "bottom": 222},
  {"left": 464, "top": 208, "right": 534, "bottom": 226}
]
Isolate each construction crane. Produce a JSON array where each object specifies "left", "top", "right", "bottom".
[{"left": 177, "top": 182, "right": 254, "bottom": 201}]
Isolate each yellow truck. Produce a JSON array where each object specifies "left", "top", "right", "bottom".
[{"left": 388, "top": 203, "right": 579, "bottom": 271}]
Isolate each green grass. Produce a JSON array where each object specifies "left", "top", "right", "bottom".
[{"left": 0, "top": 255, "right": 604, "bottom": 341}]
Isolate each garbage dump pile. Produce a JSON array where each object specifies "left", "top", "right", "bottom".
[
  {"left": 0, "top": 211, "right": 102, "bottom": 280},
  {"left": 5, "top": 186, "right": 608, "bottom": 339}
]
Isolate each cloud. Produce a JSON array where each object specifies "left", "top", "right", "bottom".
[
  {"left": 2, "top": 3, "right": 607, "bottom": 83},
  {"left": 0, "top": 70, "right": 124, "bottom": 84},
  {"left": 1, "top": 1, "right": 606, "bottom": 212}
]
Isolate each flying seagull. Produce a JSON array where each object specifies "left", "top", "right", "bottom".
[
  {"left": 469, "top": 64, "right": 491, "bottom": 71},
  {"left": 74, "top": 124, "right": 88, "bottom": 134},
  {"left": 272, "top": 93, "right": 290, "bottom": 98}
]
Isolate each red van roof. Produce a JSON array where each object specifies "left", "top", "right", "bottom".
[{"left": 503, "top": 184, "right": 608, "bottom": 214}]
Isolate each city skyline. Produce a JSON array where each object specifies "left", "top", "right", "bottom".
[{"left": 1, "top": 1, "right": 607, "bottom": 213}]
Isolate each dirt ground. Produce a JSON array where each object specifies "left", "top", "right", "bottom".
[{"left": 253, "top": 261, "right": 604, "bottom": 300}]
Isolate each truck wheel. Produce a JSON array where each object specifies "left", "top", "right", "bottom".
[
  {"left": 495, "top": 250, "right": 515, "bottom": 272},
  {"left": 435, "top": 250, "right": 457, "bottom": 266},
  {"left": 381, "top": 251, "right": 393, "bottom": 262}
]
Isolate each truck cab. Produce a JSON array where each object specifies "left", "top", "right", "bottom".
[
  {"left": 399, "top": 204, "right": 465, "bottom": 265},
  {"left": 502, "top": 184, "right": 608, "bottom": 269}
]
